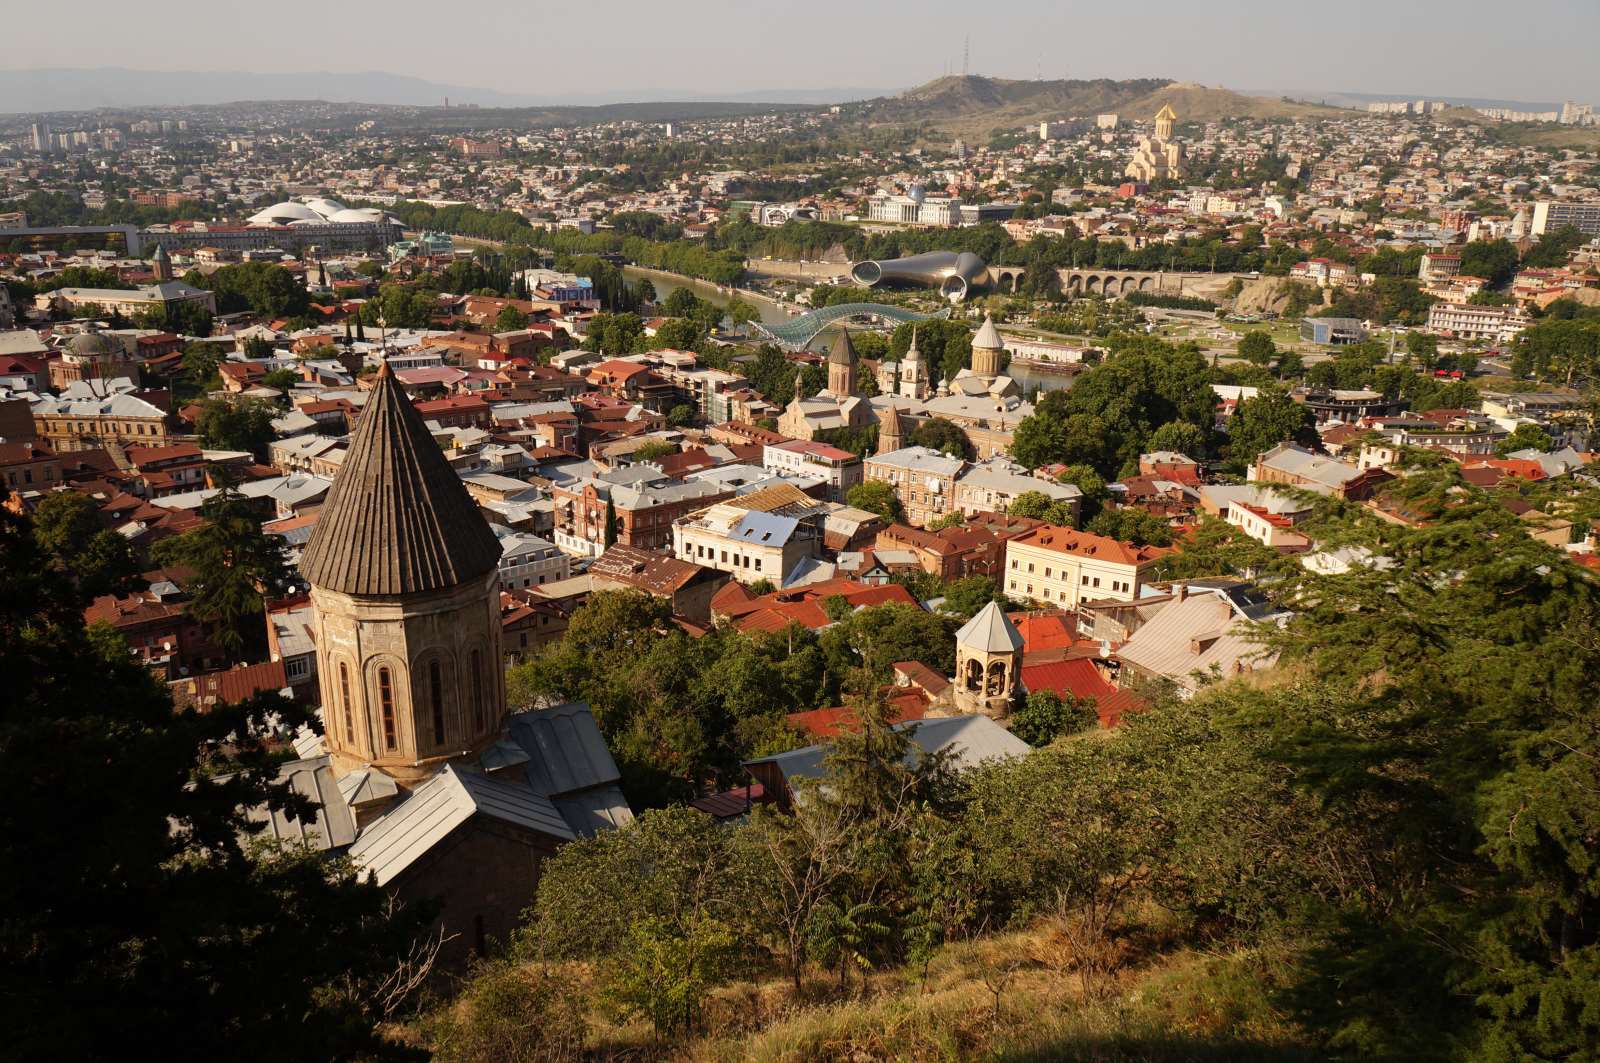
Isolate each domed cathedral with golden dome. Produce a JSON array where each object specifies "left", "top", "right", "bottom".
[{"left": 1125, "top": 103, "right": 1186, "bottom": 184}]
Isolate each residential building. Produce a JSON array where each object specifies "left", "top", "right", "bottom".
[
  {"left": 1427, "top": 302, "right": 1531, "bottom": 342},
  {"left": 863, "top": 445, "right": 965, "bottom": 527},
  {"left": 672, "top": 483, "right": 826, "bottom": 585},
  {"left": 34, "top": 281, "right": 216, "bottom": 319},
  {"left": 1002, "top": 526, "right": 1173, "bottom": 609},
  {"left": 953, "top": 456, "right": 1081, "bottom": 521},
  {"left": 30, "top": 378, "right": 170, "bottom": 452},
  {"left": 549, "top": 465, "right": 733, "bottom": 558},
  {"left": 493, "top": 526, "right": 569, "bottom": 590},
  {"left": 588, "top": 544, "right": 730, "bottom": 622},
  {"left": 761, "top": 438, "right": 862, "bottom": 501},
  {"left": 1252, "top": 443, "right": 1391, "bottom": 499},
  {"left": 1531, "top": 201, "right": 1600, "bottom": 238}
]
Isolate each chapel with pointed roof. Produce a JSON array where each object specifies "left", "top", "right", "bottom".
[
  {"left": 777, "top": 328, "right": 875, "bottom": 440},
  {"left": 301, "top": 363, "right": 507, "bottom": 781}
]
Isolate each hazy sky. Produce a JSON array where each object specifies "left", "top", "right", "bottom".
[{"left": 6, "top": 0, "right": 1597, "bottom": 104}]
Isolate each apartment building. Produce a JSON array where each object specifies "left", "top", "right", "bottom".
[
  {"left": 863, "top": 446, "right": 965, "bottom": 527},
  {"left": 1002, "top": 526, "right": 1173, "bottom": 609}
]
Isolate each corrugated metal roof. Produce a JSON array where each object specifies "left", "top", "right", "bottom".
[
  {"left": 350, "top": 765, "right": 573, "bottom": 887},
  {"left": 243, "top": 755, "right": 356, "bottom": 852},
  {"left": 508, "top": 703, "right": 621, "bottom": 797},
  {"left": 746, "top": 714, "right": 1029, "bottom": 787},
  {"left": 336, "top": 767, "right": 399, "bottom": 808},
  {"left": 732, "top": 509, "right": 800, "bottom": 545}
]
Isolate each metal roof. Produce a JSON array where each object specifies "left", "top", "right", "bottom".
[
  {"left": 747, "top": 715, "right": 1029, "bottom": 789},
  {"left": 732, "top": 509, "right": 801, "bottom": 546},
  {"left": 349, "top": 765, "right": 573, "bottom": 887},
  {"left": 954, "top": 601, "right": 1025, "bottom": 653},
  {"left": 243, "top": 756, "right": 356, "bottom": 852},
  {"left": 506, "top": 703, "right": 634, "bottom": 837},
  {"left": 300, "top": 365, "right": 503, "bottom": 596}
]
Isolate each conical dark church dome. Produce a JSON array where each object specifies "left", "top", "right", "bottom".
[{"left": 300, "top": 365, "right": 501, "bottom": 596}]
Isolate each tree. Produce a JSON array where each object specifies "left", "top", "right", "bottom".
[
  {"left": 261, "top": 367, "right": 298, "bottom": 393},
  {"left": 195, "top": 397, "right": 278, "bottom": 459},
  {"left": 667, "top": 403, "right": 695, "bottom": 428},
  {"left": 908, "top": 417, "right": 974, "bottom": 460},
  {"left": 1226, "top": 386, "right": 1316, "bottom": 470},
  {"left": 1458, "top": 239, "right": 1520, "bottom": 287},
  {"left": 521, "top": 807, "right": 754, "bottom": 1036},
  {"left": 603, "top": 498, "right": 619, "bottom": 548},
  {"left": 845, "top": 481, "right": 902, "bottom": 523},
  {"left": 1087, "top": 507, "right": 1175, "bottom": 547},
  {"left": 1495, "top": 422, "right": 1552, "bottom": 457},
  {"left": 154, "top": 482, "right": 291, "bottom": 662},
  {"left": 29, "top": 491, "right": 138, "bottom": 599},
  {"left": 1056, "top": 464, "right": 1110, "bottom": 523},
  {"left": 940, "top": 575, "right": 1007, "bottom": 620},
  {"left": 493, "top": 304, "right": 528, "bottom": 331},
  {"left": 1237, "top": 330, "right": 1277, "bottom": 367},
  {"left": 1145, "top": 420, "right": 1209, "bottom": 461},
  {"left": 1009, "top": 690, "right": 1098, "bottom": 746},
  {"left": 1006, "top": 489, "right": 1077, "bottom": 527},
  {"left": 0, "top": 507, "right": 429, "bottom": 1060}
]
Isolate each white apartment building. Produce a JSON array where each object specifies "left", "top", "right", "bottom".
[
  {"left": 1531, "top": 201, "right": 1600, "bottom": 238},
  {"left": 1002, "top": 526, "right": 1172, "bottom": 609},
  {"left": 1427, "top": 303, "right": 1530, "bottom": 343},
  {"left": 672, "top": 491, "right": 824, "bottom": 585},
  {"left": 762, "top": 439, "right": 862, "bottom": 501},
  {"left": 493, "top": 527, "right": 570, "bottom": 590}
]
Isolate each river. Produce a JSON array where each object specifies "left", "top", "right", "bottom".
[{"left": 624, "top": 265, "right": 1074, "bottom": 393}]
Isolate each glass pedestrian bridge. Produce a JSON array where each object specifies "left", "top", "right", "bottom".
[{"left": 751, "top": 302, "right": 950, "bottom": 351}]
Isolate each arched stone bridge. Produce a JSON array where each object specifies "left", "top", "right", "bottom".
[{"left": 1055, "top": 268, "right": 1250, "bottom": 299}]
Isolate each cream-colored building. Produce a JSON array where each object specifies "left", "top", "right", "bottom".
[
  {"left": 1002, "top": 526, "right": 1172, "bottom": 609},
  {"left": 35, "top": 280, "right": 216, "bottom": 319},
  {"left": 30, "top": 377, "right": 171, "bottom": 453},
  {"left": 671, "top": 483, "right": 825, "bottom": 585}
]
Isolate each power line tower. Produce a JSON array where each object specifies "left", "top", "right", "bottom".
[{"left": 962, "top": 35, "right": 969, "bottom": 77}]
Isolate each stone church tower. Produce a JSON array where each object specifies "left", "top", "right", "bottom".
[
  {"left": 952, "top": 601, "right": 1023, "bottom": 717},
  {"left": 970, "top": 314, "right": 1005, "bottom": 378},
  {"left": 898, "top": 326, "right": 930, "bottom": 400},
  {"left": 300, "top": 363, "right": 506, "bottom": 782},
  {"left": 876, "top": 400, "right": 904, "bottom": 455},
  {"left": 826, "top": 328, "right": 858, "bottom": 398}
]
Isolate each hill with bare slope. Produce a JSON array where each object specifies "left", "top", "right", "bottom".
[{"left": 848, "top": 75, "right": 1348, "bottom": 137}]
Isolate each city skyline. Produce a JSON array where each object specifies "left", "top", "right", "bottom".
[{"left": 2, "top": 0, "right": 1597, "bottom": 109}]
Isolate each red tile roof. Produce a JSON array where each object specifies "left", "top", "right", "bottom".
[{"left": 1020, "top": 658, "right": 1147, "bottom": 728}]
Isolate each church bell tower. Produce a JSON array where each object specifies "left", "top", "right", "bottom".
[{"left": 299, "top": 363, "right": 507, "bottom": 782}]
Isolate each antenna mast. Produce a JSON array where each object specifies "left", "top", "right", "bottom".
[{"left": 962, "top": 35, "right": 969, "bottom": 77}]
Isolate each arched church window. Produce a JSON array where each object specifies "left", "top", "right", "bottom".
[
  {"left": 338, "top": 662, "right": 354, "bottom": 745},
  {"left": 378, "top": 667, "right": 397, "bottom": 751},
  {"left": 430, "top": 660, "right": 445, "bottom": 746},
  {"left": 471, "top": 649, "right": 485, "bottom": 732}
]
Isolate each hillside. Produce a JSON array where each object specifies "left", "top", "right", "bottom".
[{"left": 848, "top": 75, "right": 1348, "bottom": 137}]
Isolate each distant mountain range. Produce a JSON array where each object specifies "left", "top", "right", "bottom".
[{"left": 0, "top": 68, "right": 894, "bottom": 115}]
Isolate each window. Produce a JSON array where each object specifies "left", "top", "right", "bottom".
[
  {"left": 378, "top": 667, "right": 397, "bottom": 751},
  {"left": 1092, "top": 577, "right": 1100, "bottom": 588},
  {"left": 430, "top": 661, "right": 446, "bottom": 746},
  {"left": 285, "top": 656, "right": 309, "bottom": 680},
  {"left": 339, "top": 662, "right": 354, "bottom": 745},
  {"left": 1043, "top": 567, "right": 1051, "bottom": 578},
  {"left": 471, "top": 650, "right": 485, "bottom": 732},
  {"left": 1027, "top": 563, "right": 1034, "bottom": 573}
]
